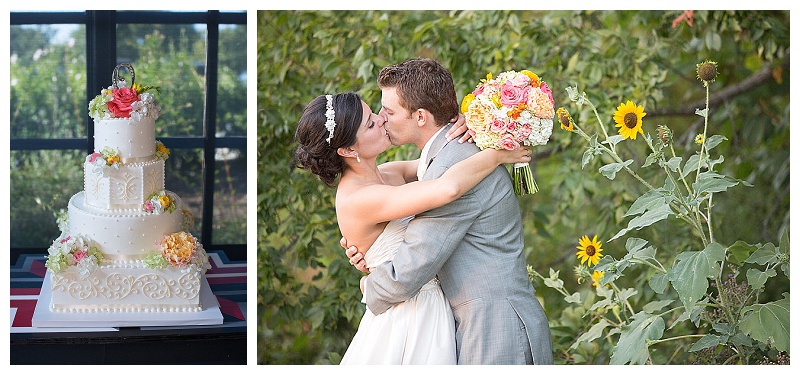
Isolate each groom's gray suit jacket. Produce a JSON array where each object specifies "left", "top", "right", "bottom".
[{"left": 364, "top": 124, "right": 554, "bottom": 365}]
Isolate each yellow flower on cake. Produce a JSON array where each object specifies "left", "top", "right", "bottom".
[
  {"left": 159, "top": 194, "right": 171, "bottom": 208},
  {"left": 160, "top": 232, "right": 198, "bottom": 267}
]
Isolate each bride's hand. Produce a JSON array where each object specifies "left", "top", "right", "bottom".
[
  {"left": 492, "top": 146, "right": 533, "bottom": 165},
  {"left": 342, "top": 237, "right": 368, "bottom": 273},
  {"left": 445, "top": 113, "right": 474, "bottom": 143}
]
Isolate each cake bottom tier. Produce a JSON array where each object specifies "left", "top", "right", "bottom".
[{"left": 50, "top": 261, "right": 203, "bottom": 313}]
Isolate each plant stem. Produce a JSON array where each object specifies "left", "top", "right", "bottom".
[
  {"left": 648, "top": 334, "right": 706, "bottom": 346},
  {"left": 695, "top": 84, "right": 710, "bottom": 184}
]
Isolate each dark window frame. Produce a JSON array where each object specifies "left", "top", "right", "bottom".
[{"left": 10, "top": 10, "right": 247, "bottom": 260}]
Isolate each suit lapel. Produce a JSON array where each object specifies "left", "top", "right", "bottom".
[{"left": 423, "top": 123, "right": 453, "bottom": 177}]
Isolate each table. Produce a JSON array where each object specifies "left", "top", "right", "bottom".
[{"left": 10, "top": 250, "right": 246, "bottom": 364}]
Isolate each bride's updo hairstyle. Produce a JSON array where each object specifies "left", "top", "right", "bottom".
[{"left": 294, "top": 92, "right": 363, "bottom": 186}]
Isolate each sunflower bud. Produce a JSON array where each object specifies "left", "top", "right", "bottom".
[
  {"left": 696, "top": 60, "right": 719, "bottom": 85},
  {"left": 656, "top": 124, "right": 672, "bottom": 145}
]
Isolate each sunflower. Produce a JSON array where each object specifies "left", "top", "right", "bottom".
[
  {"left": 556, "top": 107, "right": 574, "bottom": 132},
  {"left": 576, "top": 235, "right": 603, "bottom": 267},
  {"left": 613, "top": 100, "right": 646, "bottom": 140},
  {"left": 695, "top": 134, "right": 705, "bottom": 145},
  {"left": 591, "top": 270, "right": 607, "bottom": 288}
]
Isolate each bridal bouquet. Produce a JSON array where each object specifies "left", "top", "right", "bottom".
[{"left": 461, "top": 70, "right": 555, "bottom": 195}]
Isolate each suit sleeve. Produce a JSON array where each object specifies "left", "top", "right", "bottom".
[{"left": 364, "top": 143, "right": 480, "bottom": 315}]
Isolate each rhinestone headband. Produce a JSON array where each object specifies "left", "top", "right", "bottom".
[{"left": 324, "top": 95, "right": 336, "bottom": 144}]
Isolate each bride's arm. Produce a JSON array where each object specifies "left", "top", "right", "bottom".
[
  {"left": 342, "top": 146, "right": 531, "bottom": 225},
  {"left": 378, "top": 159, "right": 420, "bottom": 183}
]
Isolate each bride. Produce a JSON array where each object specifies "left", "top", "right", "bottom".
[{"left": 294, "top": 92, "right": 532, "bottom": 364}]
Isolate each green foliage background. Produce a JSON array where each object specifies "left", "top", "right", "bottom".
[{"left": 257, "top": 10, "right": 789, "bottom": 364}]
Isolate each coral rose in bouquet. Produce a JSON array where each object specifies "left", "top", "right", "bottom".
[{"left": 461, "top": 70, "right": 555, "bottom": 195}]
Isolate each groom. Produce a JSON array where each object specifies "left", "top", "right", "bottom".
[{"left": 344, "top": 58, "right": 553, "bottom": 365}]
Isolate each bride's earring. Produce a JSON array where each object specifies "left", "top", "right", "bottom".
[{"left": 355, "top": 152, "right": 361, "bottom": 163}]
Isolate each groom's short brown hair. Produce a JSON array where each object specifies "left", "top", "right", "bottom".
[{"left": 377, "top": 58, "right": 459, "bottom": 126}]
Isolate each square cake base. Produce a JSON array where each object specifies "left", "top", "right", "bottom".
[{"left": 32, "top": 271, "right": 223, "bottom": 328}]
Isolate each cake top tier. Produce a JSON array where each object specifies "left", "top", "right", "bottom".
[{"left": 88, "top": 63, "right": 161, "bottom": 122}]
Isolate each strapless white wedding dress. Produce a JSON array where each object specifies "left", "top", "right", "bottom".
[{"left": 340, "top": 216, "right": 457, "bottom": 365}]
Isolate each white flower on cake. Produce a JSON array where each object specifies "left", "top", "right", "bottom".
[
  {"left": 45, "top": 233, "right": 105, "bottom": 276},
  {"left": 54, "top": 208, "right": 69, "bottom": 232},
  {"left": 129, "top": 92, "right": 161, "bottom": 121}
]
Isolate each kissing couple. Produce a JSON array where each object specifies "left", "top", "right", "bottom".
[{"left": 294, "top": 58, "right": 553, "bottom": 365}]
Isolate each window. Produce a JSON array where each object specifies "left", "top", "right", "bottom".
[{"left": 10, "top": 10, "right": 247, "bottom": 260}]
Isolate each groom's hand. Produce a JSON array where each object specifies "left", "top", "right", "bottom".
[{"left": 341, "top": 237, "right": 368, "bottom": 273}]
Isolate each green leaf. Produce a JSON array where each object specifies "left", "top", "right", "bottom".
[
  {"left": 681, "top": 154, "right": 706, "bottom": 179},
  {"left": 746, "top": 268, "right": 777, "bottom": 290},
  {"left": 610, "top": 204, "right": 673, "bottom": 242},
  {"left": 744, "top": 243, "right": 778, "bottom": 265},
  {"left": 693, "top": 171, "right": 740, "bottom": 197},
  {"left": 624, "top": 189, "right": 673, "bottom": 218},
  {"left": 603, "top": 135, "right": 624, "bottom": 146},
  {"left": 649, "top": 273, "right": 669, "bottom": 294},
  {"left": 727, "top": 240, "right": 758, "bottom": 266},
  {"left": 665, "top": 156, "right": 682, "bottom": 172},
  {"left": 689, "top": 334, "right": 724, "bottom": 352},
  {"left": 610, "top": 312, "right": 665, "bottom": 364},
  {"left": 779, "top": 230, "right": 789, "bottom": 255},
  {"left": 565, "top": 292, "right": 582, "bottom": 304},
  {"left": 704, "top": 134, "right": 727, "bottom": 151},
  {"left": 599, "top": 159, "right": 633, "bottom": 180},
  {"left": 739, "top": 293, "right": 790, "bottom": 352},
  {"left": 667, "top": 242, "right": 725, "bottom": 310},
  {"left": 581, "top": 148, "right": 595, "bottom": 169},
  {"left": 570, "top": 320, "right": 612, "bottom": 350},
  {"left": 695, "top": 108, "right": 709, "bottom": 118},
  {"left": 642, "top": 299, "right": 674, "bottom": 313}
]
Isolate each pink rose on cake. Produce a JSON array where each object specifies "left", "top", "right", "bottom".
[{"left": 106, "top": 87, "right": 139, "bottom": 117}]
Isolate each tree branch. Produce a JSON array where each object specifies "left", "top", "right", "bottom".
[{"left": 649, "top": 53, "right": 789, "bottom": 117}]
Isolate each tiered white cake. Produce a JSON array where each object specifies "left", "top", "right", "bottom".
[{"left": 45, "top": 64, "right": 210, "bottom": 313}]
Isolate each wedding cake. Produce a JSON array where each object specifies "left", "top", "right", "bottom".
[{"left": 44, "top": 63, "right": 210, "bottom": 313}]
